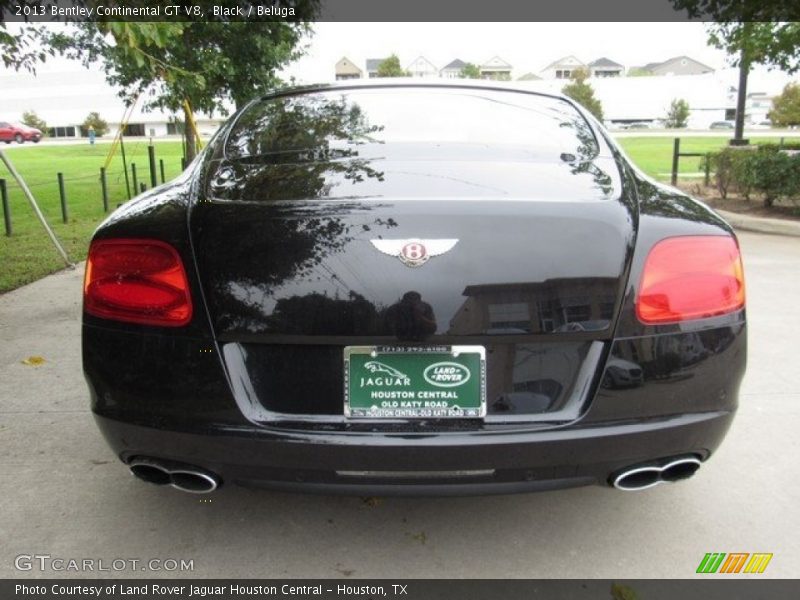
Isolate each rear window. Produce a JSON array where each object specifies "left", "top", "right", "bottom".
[{"left": 225, "top": 87, "right": 599, "bottom": 162}]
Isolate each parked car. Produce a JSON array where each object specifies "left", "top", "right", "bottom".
[
  {"left": 0, "top": 121, "right": 43, "bottom": 143},
  {"left": 83, "top": 81, "right": 746, "bottom": 496},
  {"left": 709, "top": 121, "right": 735, "bottom": 130}
]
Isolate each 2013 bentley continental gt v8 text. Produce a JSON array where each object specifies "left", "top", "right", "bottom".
[{"left": 83, "top": 82, "right": 746, "bottom": 495}]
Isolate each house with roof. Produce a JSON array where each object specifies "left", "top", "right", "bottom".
[
  {"left": 636, "top": 56, "right": 714, "bottom": 76},
  {"left": 589, "top": 57, "right": 624, "bottom": 78},
  {"left": 366, "top": 58, "right": 388, "bottom": 78},
  {"left": 480, "top": 56, "right": 512, "bottom": 80},
  {"left": 440, "top": 59, "right": 468, "bottom": 79},
  {"left": 406, "top": 56, "right": 438, "bottom": 78},
  {"left": 334, "top": 57, "right": 362, "bottom": 80},
  {"left": 540, "top": 56, "right": 586, "bottom": 80}
]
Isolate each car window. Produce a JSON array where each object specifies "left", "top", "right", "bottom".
[{"left": 225, "top": 87, "right": 600, "bottom": 163}]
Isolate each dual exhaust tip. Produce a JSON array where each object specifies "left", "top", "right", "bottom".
[
  {"left": 129, "top": 458, "right": 219, "bottom": 494},
  {"left": 612, "top": 456, "right": 701, "bottom": 491}
]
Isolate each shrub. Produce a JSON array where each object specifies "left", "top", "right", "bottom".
[
  {"left": 665, "top": 98, "right": 690, "bottom": 128},
  {"left": 704, "top": 144, "right": 800, "bottom": 207}
]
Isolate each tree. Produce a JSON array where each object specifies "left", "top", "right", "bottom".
[
  {"left": 376, "top": 55, "right": 409, "bottom": 77},
  {"left": 562, "top": 68, "right": 604, "bottom": 121},
  {"left": 459, "top": 63, "right": 481, "bottom": 79},
  {"left": 82, "top": 112, "right": 110, "bottom": 137},
  {"left": 21, "top": 110, "right": 47, "bottom": 132},
  {"left": 0, "top": 2, "right": 56, "bottom": 72},
  {"left": 48, "top": 3, "right": 319, "bottom": 161},
  {"left": 665, "top": 98, "right": 690, "bottom": 128},
  {"left": 769, "top": 82, "right": 800, "bottom": 127},
  {"left": 670, "top": 2, "right": 800, "bottom": 144}
]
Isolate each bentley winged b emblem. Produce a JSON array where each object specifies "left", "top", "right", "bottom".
[{"left": 370, "top": 238, "right": 459, "bottom": 268}]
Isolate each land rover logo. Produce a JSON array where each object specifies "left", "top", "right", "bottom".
[
  {"left": 423, "top": 362, "right": 471, "bottom": 388},
  {"left": 370, "top": 239, "right": 458, "bottom": 268}
]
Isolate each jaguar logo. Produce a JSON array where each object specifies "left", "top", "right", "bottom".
[
  {"left": 370, "top": 239, "right": 458, "bottom": 267},
  {"left": 359, "top": 361, "right": 411, "bottom": 388},
  {"left": 423, "top": 362, "right": 471, "bottom": 388},
  {"left": 363, "top": 361, "right": 408, "bottom": 380}
]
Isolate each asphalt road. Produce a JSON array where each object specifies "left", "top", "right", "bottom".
[{"left": 0, "top": 231, "right": 797, "bottom": 579}]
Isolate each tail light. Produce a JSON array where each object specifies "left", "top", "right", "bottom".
[
  {"left": 636, "top": 235, "right": 745, "bottom": 324},
  {"left": 84, "top": 239, "right": 192, "bottom": 326}
]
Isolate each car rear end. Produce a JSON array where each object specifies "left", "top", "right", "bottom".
[{"left": 83, "top": 83, "right": 746, "bottom": 495}]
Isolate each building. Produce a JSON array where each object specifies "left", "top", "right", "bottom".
[
  {"left": 366, "top": 58, "right": 388, "bottom": 78},
  {"left": 440, "top": 59, "right": 468, "bottom": 79},
  {"left": 540, "top": 56, "right": 586, "bottom": 80},
  {"left": 334, "top": 57, "right": 362, "bottom": 80},
  {"left": 637, "top": 56, "right": 714, "bottom": 76},
  {"left": 0, "top": 65, "right": 223, "bottom": 140},
  {"left": 589, "top": 57, "right": 624, "bottom": 78},
  {"left": 406, "top": 56, "right": 439, "bottom": 78},
  {"left": 479, "top": 56, "right": 512, "bottom": 80},
  {"left": 745, "top": 92, "right": 775, "bottom": 123}
]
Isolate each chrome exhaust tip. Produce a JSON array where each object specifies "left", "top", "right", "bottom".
[
  {"left": 128, "top": 459, "right": 220, "bottom": 494},
  {"left": 130, "top": 462, "right": 171, "bottom": 486},
  {"left": 612, "top": 457, "right": 701, "bottom": 491},
  {"left": 170, "top": 470, "right": 219, "bottom": 494}
]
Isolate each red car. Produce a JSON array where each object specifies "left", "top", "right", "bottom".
[{"left": 0, "top": 121, "right": 43, "bottom": 144}]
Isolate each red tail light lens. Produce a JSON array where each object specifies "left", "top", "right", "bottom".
[
  {"left": 636, "top": 235, "right": 745, "bottom": 324},
  {"left": 84, "top": 239, "right": 192, "bottom": 326}
]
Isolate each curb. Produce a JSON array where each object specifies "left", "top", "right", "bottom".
[{"left": 716, "top": 209, "right": 800, "bottom": 238}]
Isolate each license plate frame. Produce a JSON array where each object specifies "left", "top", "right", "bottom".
[{"left": 344, "top": 345, "right": 486, "bottom": 419}]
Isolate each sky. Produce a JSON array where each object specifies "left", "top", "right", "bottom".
[{"left": 280, "top": 22, "right": 732, "bottom": 82}]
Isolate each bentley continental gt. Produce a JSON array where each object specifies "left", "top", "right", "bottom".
[{"left": 83, "top": 81, "right": 746, "bottom": 495}]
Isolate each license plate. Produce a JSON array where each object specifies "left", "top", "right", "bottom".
[{"left": 344, "top": 345, "right": 486, "bottom": 419}]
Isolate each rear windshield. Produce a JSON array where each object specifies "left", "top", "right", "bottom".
[{"left": 225, "top": 87, "right": 599, "bottom": 162}]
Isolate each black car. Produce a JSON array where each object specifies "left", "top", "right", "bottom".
[{"left": 83, "top": 81, "right": 746, "bottom": 495}]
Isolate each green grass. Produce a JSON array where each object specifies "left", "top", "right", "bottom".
[
  {"left": 2, "top": 135, "right": 800, "bottom": 293},
  {"left": 0, "top": 141, "right": 185, "bottom": 292},
  {"left": 616, "top": 135, "right": 800, "bottom": 179}
]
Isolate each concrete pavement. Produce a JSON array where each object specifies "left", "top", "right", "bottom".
[{"left": 0, "top": 231, "right": 798, "bottom": 579}]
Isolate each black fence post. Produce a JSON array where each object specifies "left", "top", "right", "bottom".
[
  {"left": 159, "top": 159, "right": 166, "bottom": 184},
  {"left": 671, "top": 138, "right": 681, "bottom": 186},
  {"left": 704, "top": 153, "right": 711, "bottom": 187},
  {"left": 100, "top": 167, "right": 109, "bottom": 213},
  {"left": 1, "top": 179, "right": 11, "bottom": 236},
  {"left": 181, "top": 157, "right": 187, "bottom": 171},
  {"left": 119, "top": 133, "right": 131, "bottom": 200},
  {"left": 140, "top": 182, "right": 147, "bottom": 194},
  {"left": 148, "top": 144, "right": 157, "bottom": 188},
  {"left": 131, "top": 163, "right": 138, "bottom": 194},
  {"left": 57, "top": 172, "right": 68, "bottom": 223}
]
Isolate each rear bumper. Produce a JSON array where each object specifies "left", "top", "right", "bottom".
[{"left": 95, "top": 409, "right": 734, "bottom": 496}]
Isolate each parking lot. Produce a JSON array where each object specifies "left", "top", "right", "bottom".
[{"left": 0, "top": 231, "right": 797, "bottom": 579}]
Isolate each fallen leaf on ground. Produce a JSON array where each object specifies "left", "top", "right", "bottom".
[{"left": 21, "top": 356, "right": 45, "bottom": 366}]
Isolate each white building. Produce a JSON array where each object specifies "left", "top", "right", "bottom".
[
  {"left": 516, "top": 68, "right": 794, "bottom": 128},
  {"left": 406, "top": 56, "right": 438, "bottom": 78},
  {"left": 0, "top": 63, "right": 224, "bottom": 139},
  {"left": 440, "top": 59, "right": 468, "bottom": 79},
  {"left": 540, "top": 56, "right": 585, "bottom": 80},
  {"left": 479, "top": 56, "right": 512, "bottom": 80}
]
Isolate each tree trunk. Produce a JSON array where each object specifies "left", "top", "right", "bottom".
[
  {"left": 731, "top": 24, "right": 751, "bottom": 147},
  {"left": 183, "top": 102, "right": 197, "bottom": 163}
]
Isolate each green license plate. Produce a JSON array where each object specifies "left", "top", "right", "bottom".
[{"left": 344, "top": 346, "right": 486, "bottom": 419}]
